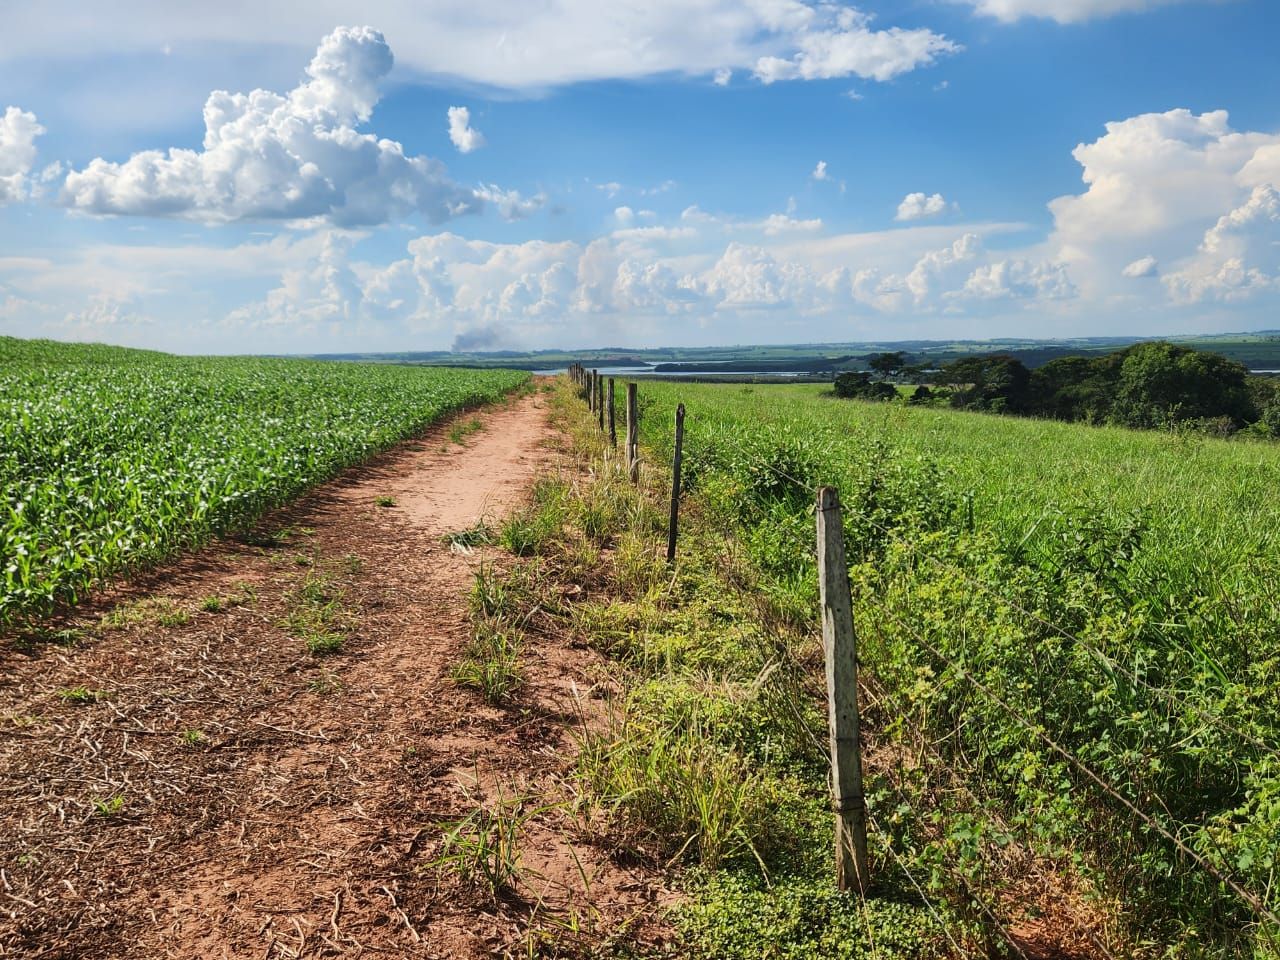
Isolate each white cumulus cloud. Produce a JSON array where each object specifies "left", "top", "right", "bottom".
[
  {"left": 473, "top": 184, "right": 546, "bottom": 221},
  {"left": 58, "top": 27, "right": 480, "bottom": 227},
  {"left": 812, "top": 160, "right": 829, "bottom": 181},
  {"left": 963, "top": 0, "right": 1192, "bottom": 24},
  {"left": 1165, "top": 184, "right": 1280, "bottom": 303},
  {"left": 1044, "top": 109, "right": 1280, "bottom": 305},
  {"left": 754, "top": 8, "right": 958, "bottom": 83},
  {"left": 896, "top": 192, "right": 950, "bottom": 221},
  {"left": 1123, "top": 255, "right": 1159, "bottom": 278},
  {"left": 3, "top": 3, "right": 960, "bottom": 93},
  {"left": 447, "top": 106, "right": 486, "bottom": 153},
  {"left": 0, "top": 106, "right": 44, "bottom": 204}
]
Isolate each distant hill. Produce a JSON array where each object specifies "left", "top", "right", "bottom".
[{"left": 299, "top": 331, "right": 1280, "bottom": 372}]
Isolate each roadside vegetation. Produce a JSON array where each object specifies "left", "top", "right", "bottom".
[
  {"left": 626, "top": 377, "right": 1280, "bottom": 957},
  {"left": 449, "top": 380, "right": 958, "bottom": 957},
  {"left": 0, "top": 336, "right": 527, "bottom": 629}
]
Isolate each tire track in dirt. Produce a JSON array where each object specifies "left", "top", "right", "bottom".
[{"left": 0, "top": 387, "right": 663, "bottom": 959}]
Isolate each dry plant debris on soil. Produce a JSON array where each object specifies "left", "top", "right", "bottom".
[{"left": 0, "top": 388, "right": 671, "bottom": 959}]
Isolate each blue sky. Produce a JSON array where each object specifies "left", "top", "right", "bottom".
[{"left": 1, "top": 0, "right": 1279, "bottom": 353}]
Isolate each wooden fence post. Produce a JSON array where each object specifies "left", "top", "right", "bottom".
[
  {"left": 597, "top": 376, "right": 605, "bottom": 431},
  {"left": 626, "top": 382, "right": 639, "bottom": 483},
  {"left": 607, "top": 378, "right": 617, "bottom": 448},
  {"left": 666, "top": 403, "right": 685, "bottom": 563},
  {"left": 590, "top": 370, "right": 598, "bottom": 412},
  {"left": 816, "top": 486, "right": 870, "bottom": 894}
]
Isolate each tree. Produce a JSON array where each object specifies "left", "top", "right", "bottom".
[
  {"left": 834, "top": 371, "right": 898, "bottom": 401},
  {"left": 1110, "top": 341, "right": 1256, "bottom": 428},
  {"left": 935, "top": 354, "right": 1032, "bottom": 413},
  {"left": 866, "top": 351, "right": 909, "bottom": 380}
]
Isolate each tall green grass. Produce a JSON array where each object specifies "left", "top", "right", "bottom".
[{"left": 630, "top": 380, "right": 1280, "bottom": 957}]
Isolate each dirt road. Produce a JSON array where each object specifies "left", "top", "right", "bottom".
[{"left": 0, "top": 389, "right": 656, "bottom": 958}]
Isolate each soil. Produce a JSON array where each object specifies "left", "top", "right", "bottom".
[{"left": 0, "top": 388, "right": 669, "bottom": 959}]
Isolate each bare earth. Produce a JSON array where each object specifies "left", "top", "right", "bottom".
[{"left": 0, "top": 390, "right": 664, "bottom": 959}]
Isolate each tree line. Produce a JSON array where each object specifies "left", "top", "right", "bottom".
[{"left": 834, "top": 342, "right": 1280, "bottom": 437}]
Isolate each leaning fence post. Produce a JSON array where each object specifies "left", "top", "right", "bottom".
[
  {"left": 666, "top": 403, "right": 685, "bottom": 563},
  {"left": 817, "top": 487, "right": 870, "bottom": 894},
  {"left": 607, "top": 378, "right": 617, "bottom": 449},
  {"left": 626, "top": 383, "right": 639, "bottom": 483}
]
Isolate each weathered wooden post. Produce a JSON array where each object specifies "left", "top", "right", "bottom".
[
  {"left": 597, "top": 376, "right": 606, "bottom": 432},
  {"left": 666, "top": 403, "right": 685, "bottom": 563},
  {"left": 589, "top": 370, "right": 597, "bottom": 412},
  {"left": 626, "top": 382, "right": 639, "bottom": 483},
  {"left": 607, "top": 378, "right": 617, "bottom": 449},
  {"left": 816, "top": 486, "right": 870, "bottom": 894}
]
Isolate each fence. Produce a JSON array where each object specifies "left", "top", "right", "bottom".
[{"left": 562, "top": 363, "right": 1279, "bottom": 955}]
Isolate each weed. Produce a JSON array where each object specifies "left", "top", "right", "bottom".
[
  {"left": 452, "top": 619, "right": 524, "bottom": 703},
  {"left": 448, "top": 418, "right": 486, "bottom": 446},
  {"left": 100, "top": 597, "right": 187, "bottom": 631},
  {"left": 499, "top": 510, "right": 555, "bottom": 556},
  {"left": 199, "top": 595, "right": 223, "bottom": 612},
  {"left": 91, "top": 794, "right": 126, "bottom": 817},
  {"left": 292, "top": 552, "right": 313, "bottom": 566},
  {"left": 58, "top": 686, "right": 103, "bottom": 704},
  {"left": 308, "top": 671, "right": 343, "bottom": 694},
  {"left": 180, "top": 729, "right": 206, "bottom": 746},
  {"left": 468, "top": 563, "right": 510, "bottom": 619},
  {"left": 305, "top": 632, "right": 344, "bottom": 656},
  {"left": 445, "top": 521, "right": 495, "bottom": 550},
  {"left": 157, "top": 607, "right": 191, "bottom": 627},
  {"left": 431, "top": 792, "right": 543, "bottom": 899},
  {"left": 284, "top": 571, "right": 355, "bottom": 657},
  {"left": 341, "top": 553, "right": 363, "bottom": 574},
  {"left": 375, "top": 495, "right": 396, "bottom": 508}
]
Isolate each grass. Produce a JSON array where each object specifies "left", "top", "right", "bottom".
[
  {"left": 375, "top": 495, "right": 396, "bottom": 508},
  {"left": 448, "top": 417, "right": 486, "bottom": 446},
  {"left": 451, "top": 617, "right": 525, "bottom": 703},
  {"left": 283, "top": 567, "right": 356, "bottom": 657},
  {"left": 99, "top": 597, "right": 189, "bottom": 631},
  {"left": 431, "top": 791, "right": 541, "bottom": 899},
  {"left": 620, "top": 378, "right": 1280, "bottom": 957},
  {"left": 57, "top": 686, "right": 104, "bottom": 705},
  {"left": 451, "top": 379, "right": 956, "bottom": 957},
  {"left": 444, "top": 521, "right": 494, "bottom": 550}
]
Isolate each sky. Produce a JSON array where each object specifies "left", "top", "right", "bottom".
[{"left": 1, "top": 1, "right": 1279, "bottom": 354}]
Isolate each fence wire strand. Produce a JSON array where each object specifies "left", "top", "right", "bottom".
[{"left": 571, "top": 372, "right": 1279, "bottom": 944}]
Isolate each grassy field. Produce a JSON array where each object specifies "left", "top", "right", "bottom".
[
  {"left": 619, "top": 381, "right": 1280, "bottom": 956},
  {"left": 0, "top": 337, "right": 527, "bottom": 629}
]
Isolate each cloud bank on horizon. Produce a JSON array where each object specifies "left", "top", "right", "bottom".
[{"left": 1, "top": 0, "right": 1278, "bottom": 353}]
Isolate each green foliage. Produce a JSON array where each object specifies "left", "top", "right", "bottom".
[
  {"left": 91, "top": 794, "right": 127, "bottom": 817},
  {"left": 452, "top": 618, "right": 524, "bottom": 703},
  {"left": 431, "top": 794, "right": 538, "bottom": 898},
  {"left": 629, "top": 378, "right": 1280, "bottom": 957},
  {"left": 0, "top": 338, "right": 526, "bottom": 628},
  {"left": 936, "top": 353, "right": 1033, "bottom": 413},
  {"left": 833, "top": 371, "right": 898, "bottom": 401},
  {"left": 678, "top": 873, "right": 947, "bottom": 960},
  {"left": 58, "top": 685, "right": 103, "bottom": 704},
  {"left": 284, "top": 571, "right": 353, "bottom": 656}
]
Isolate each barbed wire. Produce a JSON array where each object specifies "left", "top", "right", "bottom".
[
  {"left": 569, "top": 372, "right": 1279, "bottom": 936},
  {"left": 660, "top": 399, "right": 1280, "bottom": 765},
  {"left": 871, "top": 599, "right": 1279, "bottom": 928}
]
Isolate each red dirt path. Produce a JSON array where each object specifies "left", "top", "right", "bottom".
[{"left": 0, "top": 389, "right": 665, "bottom": 959}]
